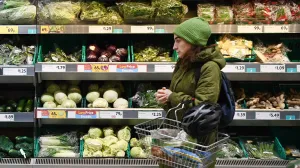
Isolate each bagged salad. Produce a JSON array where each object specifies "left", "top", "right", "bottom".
[{"left": 197, "top": 4, "right": 215, "bottom": 23}]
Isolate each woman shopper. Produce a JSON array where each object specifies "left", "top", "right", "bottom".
[{"left": 155, "top": 17, "right": 226, "bottom": 168}]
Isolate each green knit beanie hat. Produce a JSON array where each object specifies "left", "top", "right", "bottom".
[{"left": 174, "top": 17, "right": 211, "bottom": 46}]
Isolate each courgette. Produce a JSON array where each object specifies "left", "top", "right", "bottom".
[
  {"left": 0, "top": 105, "right": 6, "bottom": 112},
  {"left": 15, "top": 136, "right": 34, "bottom": 144},
  {"left": 5, "top": 106, "right": 13, "bottom": 112},
  {"left": 17, "top": 99, "right": 26, "bottom": 112},
  {"left": 24, "top": 99, "right": 33, "bottom": 112},
  {"left": 7, "top": 100, "right": 17, "bottom": 111}
]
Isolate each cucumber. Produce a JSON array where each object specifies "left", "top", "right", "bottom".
[
  {"left": 15, "top": 136, "right": 34, "bottom": 144},
  {"left": 17, "top": 99, "right": 26, "bottom": 112},
  {"left": 5, "top": 106, "right": 13, "bottom": 112},
  {"left": 0, "top": 105, "right": 6, "bottom": 112},
  {"left": 7, "top": 100, "right": 17, "bottom": 111},
  {"left": 24, "top": 99, "right": 33, "bottom": 112}
]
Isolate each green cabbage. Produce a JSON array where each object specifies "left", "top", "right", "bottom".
[
  {"left": 103, "top": 90, "right": 118, "bottom": 103},
  {"left": 41, "top": 93, "right": 54, "bottom": 103},
  {"left": 61, "top": 100, "right": 77, "bottom": 108},
  {"left": 92, "top": 98, "right": 108, "bottom": 108},
  {"left": 68, "top": 92, "right": 82, "bottom": 104},
  {"left": 86, "top": 92, "right": 100, "bottom": 103},
  {"left": 54, "top": 91, "right": 68, "bottom": 105},
  {"left": 43, "top": 102, "right": 56, "bottom": 108}
]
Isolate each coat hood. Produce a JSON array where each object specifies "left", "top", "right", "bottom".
[{"left": 194, "top": 46, "right": 226, "bottom": 69}]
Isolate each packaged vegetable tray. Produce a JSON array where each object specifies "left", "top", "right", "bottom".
[
  {"left": 197, "top": 3, "right": 215, "bottom": 24},
  {"left": 239, "top": 136, "right": 286, "bottom": 160},
  {"left": 215, "top": 5, "right": 234, "bottom": 24}
]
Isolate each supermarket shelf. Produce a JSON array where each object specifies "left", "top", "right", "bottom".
[
  {"left": 0, "top": 25, "right": 37, "bottom": 34},
  {"left": 0, "top": 65, "right": 35, "bottom": 83},
  {"left": 216, "top": 159, "right": 289, "bottom": 168},
  {"left": 36, "top": 108, "right": 300, "bottom": 126},
  {"left": 0, "top": 158, "right": 32, "bottom": 168},
  {"left": 37, "top": 24, "right": 298, "bottom": 34},
  {"left": 35, "top": 62, "right": 300, "bottom": 81}
]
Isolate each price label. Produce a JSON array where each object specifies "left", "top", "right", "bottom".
[
  {"left": 42, "top": 65, "right": 66, "bottom": 72},
  {"left": 222, "top": 65, "right": 245, "bottom": 73},
  {"left": 89, "top": 26, "right": 113, "bottom": 33},
  {"left": 91, "top": 64, "right": 109, "bottom": 72},
  {"left": 260, "top": 65, "right": 285, "bottom": 72},
  {"left": 3, "top": 68, "right": 27, "bottom": 76},
  {"left": 116, "top": 64, "right": 138, "bottom": 72},
  {"left": 99, "top": 111, "right": 123, "bottom": 119},
  {"left": 41, "top": 25, "right": 65, "bottom": 34},
  {"left": 131, "top": 26, "right": 155, "bottom": 33},
  {"left": 68, "top": 111, "right": 98, "bottom": 119},
  {"left": 264, "top": 25, "right": 289, "bottom": 33},
  {"left": 256, "top": 112, "right": 280, "bottom": 120},
  {"left": 0, "top": 114, "right": 14, "bottom": 121},
  {"left": 48, "top": 110, "right": 67, "bottom": 119},
  {"left": 0, "top": 26, "right": 18, "bottom": 34},
  {"left": 138, "top": 111, "right": 162, "bottom": 119},
  {"left": 296, "top": 65, "right": 300, "bottom": 72},
  {"left": 237, "top": 25, "right": 263, "bottom": 33},
  {"left": 234, "top": 112, "right": 246, "bottom": 119},
  {"left": 154, "top": 65, "right": 175, "bottom": 72}
]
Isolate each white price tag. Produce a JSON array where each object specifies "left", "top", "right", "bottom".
[
  {"left": 89, "top": 26, "right": 113, "bottom": 33},
  {"left": 131, "top": 26, "right": 155, "bottom": 33},
  {"left": 42, "top": 65, "right": 66, "bottom": 72},
  {"left": 138, "top": 111, "right": 162, "bottom": 119},
  {"left": 260, "top": 65, "right": 285, "bottom": 72},
  {"left": 222, "top": 65, "right": 245, "bottom": 72},
  {"left": 99, "top": 111, "right": 123, "bottom": 119},
  {"left": 264, "top": 25, "right": 289, "bottom": 33},
  {"left": 256, "top": 112, "right": 280, "bottom": 120},
  {"left": 234, "top": 112, "right": 247, "bottom": 119},
  {"left": 3, "top": 68, "right": 27, "bottom": 76},
  {"left": 297, "top": 65, "right": 300, "bottom": 72},
  {"left": 0, "top": 114, "right": 14, "bottom": 121},
  {"left": 154, "top": 65, "right": 175, "bottom": 72},
  {"left": 238, "top": 25, "right": 263, "bottom": 33}
]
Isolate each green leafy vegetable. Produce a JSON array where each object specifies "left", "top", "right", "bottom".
[
  {"left": 0, "top": 136, "right": 14, "bottom": 153},
  {"left": 80, "top": 1, "right": 107, "bottom": 22}
]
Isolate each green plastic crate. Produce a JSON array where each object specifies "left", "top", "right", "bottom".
[
  {"left": 80, "top": 138, "right": 130, "bottom": 158},
  {"left": 37, "top": 36, "right": 85, "bottom": 62},
  {"left": 239, "top": 136, "right": 286, "bottom": 160}
]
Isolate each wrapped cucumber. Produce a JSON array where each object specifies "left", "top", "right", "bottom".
[
  {"left": 24, "top": 99, "right": 33, "bottom": 112},
  {"left": 17, "top": 98, "right": 26, "bottom": 112}
]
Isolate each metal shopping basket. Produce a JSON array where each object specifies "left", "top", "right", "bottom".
[{"left": 134, "top": 102, "right": 230, "bottom": 168}]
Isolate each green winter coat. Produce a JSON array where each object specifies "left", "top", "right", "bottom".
[{"left": 160, "top": 46, "right": 225, "bottom": 168}]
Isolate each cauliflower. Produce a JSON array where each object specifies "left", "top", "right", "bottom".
[
  {"left": 103, "top": 135, "right": 118, "bottom": 147},
  {"left": 116, "top": 139, "right": 128, "bottom": 151},
  {"left": 41, "top": 93, "right": 54, "bottom": 103},
  {"left": 47, "top": 83, "right": 60, "bottom": 94},
  {"left": 43, "top": 102, "right": 56, "bottom": 108},
  {"left": 116, "top": 150, "right": 125, "bottom": 157},
  {"left": 103, "top": 90, "right": 118, "bottom": 103},
  {"left": 68, "top": 92, "right": 82, "bottom": 104},
  {"left": 85, "top": 138, "right": 103, "bottom": 152},
  {"left": 86, "top": 92, "right": 100, "bottom": 103},
  {"left": 130, "top": 138, "right": 141, "bottom": 147},
  {"left": 92, "top": 151, "right": 103, "bottom": 157},
  {"left": 117, "top": 126, "right": 131, "bottom": 142},
  {"left": 130, "top": 147, "right": 147, "bottom": 158},
  {"left": 92, "top": 98, "right": 108, "bottom": 108},
  {"left": 103, "top": 127, "right": 115, "bottom": 137},
  {"left": 61, "top": 99, "right": 77, "bottom": 108},
  {"left": 54, "top": 91, "right": 68, "bottom": 105},
  {"left": 113, "top": 98, "right": 128, "bottom": 108},
  {"left": 88, "top": 127, "right": 103, "bottom": 138}
]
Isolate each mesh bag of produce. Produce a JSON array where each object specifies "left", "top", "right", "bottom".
[
  {"left": 233, "top": 0, "right": 255, "bottom": 24},
  {"left": 117, "top": 2, "right": 155, "bottom": 23},
  {"left": 197, "top": 4, "right": 215, "bottom": 23},
  {"left": 215, "top": 5, "right": 234, "bottom": 24},
  {"left": 38, "top": 1, "right": 81, "bottom": 25}
]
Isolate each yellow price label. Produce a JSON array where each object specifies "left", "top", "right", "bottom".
[
  {"left": 48, "top": 110, "right": 67, "bottom": 119},
  {"left": 41, "top": 25, "right": 65, "bottom": 34},
  {"left": 0, "top": 26, "right": 18, "bottom": 34},
  {"left": 91, "top": 64, "right": 109, "bottom": 72}
]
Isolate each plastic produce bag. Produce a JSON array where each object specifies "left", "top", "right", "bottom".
[
  {"left": 38, "top": 1, "right": 81, "bottom": 25},
  {"left": 1, "top": 0, "right": 30, "bottom": 9},
  {"left": 6, "top": 46, "right": 26, "bottom": 65},
  {"left": 197, "top": 4, "right": 215, "bottom": 23},
  {"left": 254, "top": 1, "right": 272, "bottom": 24},
  {"left": 39, "top": 131, "right": 79, "bottom": 147},
  {"left": 0, "top": 44, "right": 12, "bottom": 65},
  {"left": 117, "top": 2, "right": 155, "bottom": 23},
  {"left": 289, "top": 1, "right": 300, "bottom": 23},
  {"left": 233, "top": 0, "right": 255, "bottom": 24},
  {"left": 154, "top": 0, "right": 188, "bottom": 24},
  {"left": 80, "top": 1, "right": 107, "bottom": 22},
  {"left": 0, "top": 5, "right": 36, "bottom": 24},
  {"left": 215, "top": 5, "right": 234, "bottom": 24},
  {"left": 98, "top": 10, "right": 124, "bottom": 25},
  {"left": 270, "top": 1, "right": 292, "bottom": 23},
  {"left": 216, "top": 140, "right": 244, "bottom": 158},
  {"left": 38, "top": 146, "right": 79, "bottom": 157}
]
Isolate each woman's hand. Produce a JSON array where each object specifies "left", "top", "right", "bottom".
[{"left": 155, "top": 87, "right": 172, "bottom": 104}]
